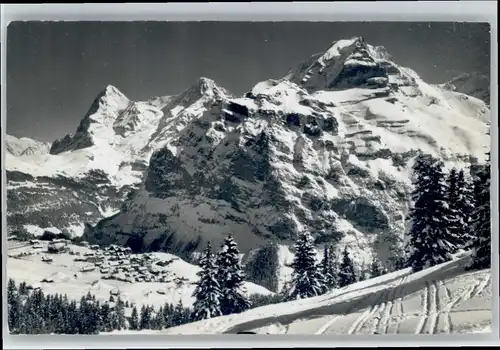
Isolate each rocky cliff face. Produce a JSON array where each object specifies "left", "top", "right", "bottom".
[{"left": 7, "top": 37, "right": 490, "bottom": 282}]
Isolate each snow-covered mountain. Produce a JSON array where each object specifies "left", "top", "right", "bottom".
[
  {"left": 6, "top": 37, "right": 490, "bottom": 286},
  {"left": 6, "top": 135, "right": 51, "bottom": 157},
  {"left": 438, "top": 72, "right": 490, "bottom": 105}
]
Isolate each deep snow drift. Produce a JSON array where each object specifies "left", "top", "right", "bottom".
[{"left": 162, "top": 254, "right": 491, "bottom": 335}]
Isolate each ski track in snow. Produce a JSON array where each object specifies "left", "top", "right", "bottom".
[{"left": 166, "top": 256, "right": 490, "bottom": 336}]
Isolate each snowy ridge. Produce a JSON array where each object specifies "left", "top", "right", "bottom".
[
  {"left": 162, "top": 254, "right": 491, "bottom": 334},
  {"left": 6, "top": 135, "right": 51, "bottom": 157},
  {"left": 6, "top": 79, "right": 231, "bottom": 234},
  {"left": 438, "top": 72, "right": 490, "bottom": 105}
]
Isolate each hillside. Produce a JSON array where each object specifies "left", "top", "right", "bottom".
[
  {"left": 6, "top": 238, "right": 272, "bottom": 311},
  {"left": 162, "top": 254, "right": 491, "bottom": 335}
]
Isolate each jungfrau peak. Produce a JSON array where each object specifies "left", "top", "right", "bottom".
[{"left": 7, "top": 37, "right": 490, "bottom": 289}]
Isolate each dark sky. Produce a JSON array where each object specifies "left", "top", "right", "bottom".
[{"left": 6, "top": 21, "right": 490, "bottom": 142}]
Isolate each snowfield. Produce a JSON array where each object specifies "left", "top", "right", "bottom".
[
  {"left": 162, "top": 254, "right": 491, "bottom": 335},
  {"left": 6, "top": 240, "right": 273, "bottom": 310}
]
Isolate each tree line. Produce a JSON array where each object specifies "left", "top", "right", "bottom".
[{"left": 7, "top": 278, "right": 195, "bottom": 334}]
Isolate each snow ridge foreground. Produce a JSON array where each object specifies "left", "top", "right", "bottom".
[{"left": 163, "top": 255, "right": 491, "bottom": 335}]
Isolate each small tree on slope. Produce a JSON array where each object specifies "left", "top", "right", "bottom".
[
  {"left": 456, "top": 169, "right": 476, "bottom": 249},
  {"left": 338, "top": 247, "right": 356, "bottom": 287},
  {"left": 370, "top": 257, "right": 385, "bottom": 278},
  {"left": 446, "top": 168, "right": 475, "bottom": 250},
  {"left": 285, "top": 231, "right": 326, "bottom": 300},
  {"left": 320, "top": 245, "right": 339, "bottom": 289},
  {"left": 468, "top": 159, "right": 491, "bottom": 270},
  {"left": 408, "top": 154, "right": 459, "bottom": 272},
  {"left": 191, "top": 243, "right": 223, "bottom": 321},
  {"left": 216, "top": 235, "right": 250, "bottom": 315}
]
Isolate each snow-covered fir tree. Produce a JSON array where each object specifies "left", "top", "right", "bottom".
[
  {"left": 445, "top": 168, "right": 463, "bottom": 253},
  {"left": 320, "top": 245, "right": 339, "bottom": 289},
  {"left": 370, "top": 258, "right": 386, "bottom": 278},
  {"left": 215, "top": 235, "right": 251, "bottom": 315},
  {"left": 129, "top": 305, "right": 139, "bottom": 330},
  {"left": 407, "top": 154, "right": 459, "bottom": 272},
  {"left": 456, "top": 169, "right": 475, "bottom": 249},
  {"left": 285, "top": 231, "right": 326, "bottom": 300},
  {"left": 191, "top": 243, "right": 223, "bottom": 321},
  {"left": 468, "top": 156, "right": 491, "bottom": 270},
  {"left": 338, "top": 247, "right": 356, "bottom": 287}
]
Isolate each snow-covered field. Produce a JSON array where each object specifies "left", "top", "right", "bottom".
[
  {"left": 162, "top": 254, "right": 491, "bottom": 335},
  {"left": 6, "top": 240, "right": 273, "bottom": 310}
]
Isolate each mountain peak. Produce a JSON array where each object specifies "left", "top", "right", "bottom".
[{"left": 286, "top": 37, "right": 406, "bottom": 92}]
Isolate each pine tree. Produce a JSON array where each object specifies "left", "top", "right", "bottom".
[
  {"left": 191, "top": 243, "right": 223, "bottom": 321},
  {"left": 468, "top": 158, "right": 491, "bottom": 270},
  {"left": 407, "top": 154, "right": 458, "bottom": 272},
  {"left": 320, "top": 245, "right": 339, "bottom": 289},
  {"left": 338, "top": 247, "right": 356, "bottom": 287},
  {"left": 139, "top": 304, "right": 152, "bottom": 330},
  {"left": 129, "top": 305, "right": 139, "bottom": 330},
  {"left": 215, "top": 235, "right": 251, "bottom": 315},
  {"left": 445, "top": 168, "right": 463, "bottom": 253},
  {"left": 456, "top": 169, "right": 475, "bottom": 249},
  {"left": 115, "top": 297, "right": 126, "bottom": 330},
  {"left": 285, "top": 231, "right": 325, "bottom": 300},
  {"left": 7, "top": 279, "right": 20, "bottom": 333},
  {"left": 370, "top": 258, "right": 385, "bottom": 278},
  {"left": 172, "top": 300, "right": 185, "bottom": 326}
]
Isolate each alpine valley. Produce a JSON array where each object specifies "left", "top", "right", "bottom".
[{"left": 6, "top": 37, "right": 490, "bottom": 292}]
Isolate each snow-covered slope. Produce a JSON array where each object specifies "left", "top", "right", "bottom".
[
  {"left": 438, "top": 72, "right": 490, "bottom": 105},
  {"left": 6, "top": 79, "right": 229, "bottom": 235},
  {"left": 6, "top": 135, "right": 51, "bottom": 156},
  {"left": 162, "top": 254, "right": 492, "bottom": 335},
  {"left": 82, "top": 37, "right": 490, "bottom": 277},
  {"left": 7, "top": 240, "right": 272, "bottom": 310}
]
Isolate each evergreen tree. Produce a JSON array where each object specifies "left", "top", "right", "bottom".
[
  {"left": 320, "top": 245, "right": 339, "bottom": 289},
  {"left": 407, "top": 154, "right": 459, "bottom": 272},
  {"left": 7, "top": 278, "right": 20, "bottom": 333},
  {"left": 139, "top": 304, "right": 152, "bottom": 330},
  {"left": 370, "top": 258, "right": 385, "bottom": 278},
  {"left": 129, "top": 305, "right": 139, "bottom": 330},
  {"left": 285, "top": 231, "right": 326, "bottom": 300},
  {"left": 172, "top": 300, "right": 185, "bottom": 326},
  {"left": 445, "top": 168, "right": 463, "bottom": 253},
  {"left": 468, "top": 158, "right": 491, "bottom": 270},
  {"left": 115, "top": 297, "right": 126, "bottom": 330},
  {"left": 338, "top": 247, "right": 356, "bottom": 287},
  {"left": 456, "top": 169, "right": 475, "bottom": 248},
  {"left": 216, "top": 235, "right": 251, "bottom": 315},
  {"left": 191, "top": 243, "right": 223, "bottom": 321}
]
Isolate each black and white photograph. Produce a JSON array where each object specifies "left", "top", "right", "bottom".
[{"left": 5, "top": 21, "right": 492, "bottom": 335}]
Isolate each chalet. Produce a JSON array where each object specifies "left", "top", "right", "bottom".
[
  {"left": 41, "top": 255, "right": 53, "bottom": 263},
  {"left": 80, "top": 265, "right": 96, "bottom": 273},
  {"left": 47, "top": 242, "right": 67, "bottom": 253}
]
